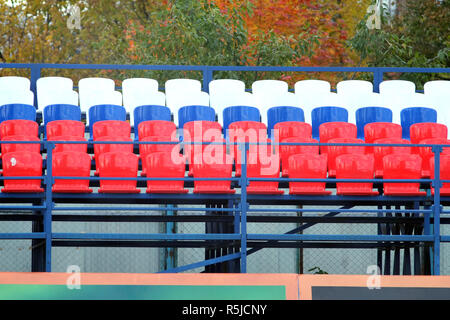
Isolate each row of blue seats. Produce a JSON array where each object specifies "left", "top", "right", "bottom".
[{"left": 0, "top": 102, "right": 440, "bottom": 140}]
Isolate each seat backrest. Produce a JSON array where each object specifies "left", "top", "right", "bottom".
[
  {"left": 52, "top": 151, "right": 92, "bottom": 193},
  {"left": 319, "top": 121, "right": 357, "bottom": 143},
  {"left": 97, "top": 151, "right": 139, "bottom": 193},
  {"left": 0, "top": 119, "right": 38, "bottom": 139},
  {"left": 1, "top": 151, "right": 43, "bottom": 192},
  {"left": 0, "top": 104, "right": 36, "bottom": 123},
  {"left": 80, "top": 90, "right": 122, "bottom": 117},
  {"left": 373, "top": 137, "right": 411, "bottom": 177},
  {"left": 177, "top": 105, "right": 215, "bottom": 130},
  {"left": 46, "top": 120, "right": 85, "bottom": 140},
  {"left": 274, "top": 121, "right": 312, "bottom": 142},
  {"left": 133, "top": 104, "right": 171, "bottom": 139},
  {"left": 138, "top": 120, "right": 176, "bottom": 141},
  {"left": 383, "top": 153, "right": 424, "bottom": 195},
  {"left": 424, "top": 80, "right": 450, "bottom": 96},
  {"left": 223, "top": 105, "right": 261, "bottom": 133},
  {"left": 336, "top": 80, "right": 374, "bottom": 123},
  {"left": 311, "top": 106, "right": 348, "bottom": 140},
  {"left": 280, "top": 137, "right": 319, "bottom": 177},
  {"left": 122, "top": 78, "right": 159, "bottom": 105},
  {"left": 288, "top": 153, "right": 330, "bottom": 195},
  {"left": 144, "top": 151, "right": 187, "bottom": 193},
  {"left": 183, "top": 120, "right": 222, "bottom": 143},
  {"left": 364, "top": 122, "right": 402, "bottom": 144},
  {"left": 355, "top": 107, "right": 393, "bottom": 139},
  {"left": 410, "top": 122, "right": 448, "bottom": 145},
  {"left": 251, "top": 80, "right": 289, "bottom": 124},
  {"left": 88, "top": 104, "right": 127, "bottom": 137},
  {"left": 228, "top": 120, "right": 267, "bottom": 144},
  {"left": 1, "top": 135, "right": 40, "bottom": 154},
  {"left": 0, "top": 90, "right": 34, "bottom": 107},
  {"left": 93, "top": 120, "right": 131, "bottom": 141},
  {"left": 37, "top": 77, "right": 75, "bottom": 110},
  {"left": 78, "top": 77, "right": 115, "bottom": 93},
  {"left": 50, "top": 135, "right": 88, "bottom": 153},
  {"left": 0, "top": 76, "right": 30, "bottom": 92},
  {"left": 400, "top": 107, "right": 438, "bottom": 140},
  {"left": 326, "top": 137, "right": 365, "bottom": 177},
  {"left": 335, "top": 153, "right": 377, "bottom": 195},
  {"left": 379, "top": 80, "right": 416, "bottom": 124},
  {"left": 94, "top": 136, "right": 133, "bottom": 157},
  {"left": 267, "top": 106, "right": 305, "bottom": 134},
  {"left": 209, "top": 79, "right": 246, "bottom": 111}
]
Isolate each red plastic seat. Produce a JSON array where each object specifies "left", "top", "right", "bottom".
[
  {"left": 92, "top": 120, "right": 131, "bottom": 140},
  {"left": 280, "top": 137, "right": 319, "bottom": 177},
  {"left": 430, "top": 155, "right": 450, "bottom": 195},
  {"left": 383, "top": 153, "right": 426, "bottom": 196},
  {"left": 319, "top": 122, "right": 357, "bottom": 154},
  {"left": 52, "top": 151, "right": 92, "bottom": 193},
  {"left": 145, "top": 151, "right": 188, "bottom": 193},
  {"left": 273, "top": 121, "right": 312, "bottom": 142},
  {"left": 1, "top": 151, "right": 44, "bottom": 193},
  {"left": 246, "top": 151, "right": 283, "bottom": 194},
  {"left": 1, "top": 135, "right": 40, "bottom": 155},
  {"left": 49, "top": 135, "right": 88, "bottom": 153},
  {"left": 94, "top": 136, "right": 134, "bottom": 175},
  {"left": 410, "top": 122, "right": 447, "bottom": 146},
  {"left": 46, "top": 120, "right": 85, "bottom": 140},
  {"left": 327, "top": 138, "right": 365, "bottom": 178},
  {"left": 373, "top": 138, "right": 411, "bottom": 178},
  {"left": 335, "top": 154, "right": 378, "bottom": 195},
  {"left": 138, "top": 120, "right": 176, "bottom": 141},
  {"left": 97, "top": 152, "right": 140, "bottom": 193},
  {"left": 1, "top": 120, "right": 38, "bottom": 139},
  {"left": 418, "top": 138, "right": 450, "bottom": 178},
  {"left": 140, "top": 135, "right": 180, "bottom": 176},
  {"left": 288, "top": 153, "right": 331, "bottom": 195},
  {"left": 184, "top": 121, "right": 223, "bottom": 176},
  {"left": 364, "top": 122, "right": 402, "bottom": 153},
  {"left": 192, "top": 145, "right": 234, "bottom": 194}
]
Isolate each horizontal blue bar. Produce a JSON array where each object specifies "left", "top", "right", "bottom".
[
  {"left": 0, "top": 205, "right": 46, "bottom": 210},
  {"left": 0, "top": 233, "right": 46, "bottom": 239},
  {"left": 52, "top": 206, "right": 238, "bottom": 212},
  {"left": 248, "top": 177, "right": 432, "bottom": 183},
  {"left": 247, "top": 208, "right": 431, "bottom": 214},
  {"left": 247, "top": 234, "right": 435, "bottom": 242},
  {"left": 51, "top": 176, "right": 240, "bottom": 181},
  {"left": 52, "top": 233, "right": 241, "bottom": 240},
  {"left": 159, "top": 252, "right": 242, "bottom": 273},
  {"left": 440, "top": 236, "right": 450, "bottom": 242}
]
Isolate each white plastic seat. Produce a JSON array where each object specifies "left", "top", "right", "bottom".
[
  {"left": 0, "top": 76, "right": 30, "bottom": 92},
  {"left": 424, "top": 80, "right": 450, "bottom": 128},
  {"left": 122, "top": 78, "right": 160, "bottom": 124},
  {"left": 379, "top": 80, "right": 416, "bottom": 124},
  {"left": 37, "top": 76, "right": 75, "bottom": 111},
  {"left": 295, "top": 80, "right": 332, "bottom": 123},
  {"left": 78, "top": 77, "right": 116, "bottom": 112},
  {"left": 165, "top": 79, "right": 204, "bottom": 124},
  {"left": 209, "top": 79, "right": 246, "bottom": 122},
  {"left": 82, "top": 90, "right": 123, "bottom": 125},
  {"left": 251, "top": 80, "right": 289, "bottom": 124},
  {"left": 336, "top": 80, "right": 374, "bottom": 123}
]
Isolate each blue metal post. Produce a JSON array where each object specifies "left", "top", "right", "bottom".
[
  {"left": 44, "top": 141, "right": 54, "bottom": 272},
  {"left": 432, "top": 145, "right": 442, "bottom": 275},
  {"left": 239, "top": 142, "right": 249, "bottom": 273},
  {"left": 203, "top": 66, "right": 213, "bottom": 93},
  {"left": 165, "top": 204, "right": 176, "bottom": 270},
  {"left": 373, "top": 70, "right": 384, "bottom": 93}
]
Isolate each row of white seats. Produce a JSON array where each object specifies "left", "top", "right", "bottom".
[{"left": 0, "top": 76, "right": 449, "bottom": 125}]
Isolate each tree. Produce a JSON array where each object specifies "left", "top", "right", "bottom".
[{"left": 349, "top": 0, "right": 450, "bottom": 87}]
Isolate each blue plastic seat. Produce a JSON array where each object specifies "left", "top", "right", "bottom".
[
  {"left": 43, "top": 104, "right": 81, "bottom": 138},
  {"left": 311, "top": 106, "right": 348, "bottom": 140},
  {"left": 133, "top": 105, "right": 171, "bottom": 140},
  {"left": 267, "top": 106, "right": 305, "bottom": 134},
  {"left": 88, "top": 104, "right": 127, "bottom": 138},
  {"left": 178, "top": 105, "right": 216, "bottom": 131},
  {"left": 0, "top": 104, "right": 36, "bottom": 123},
  {"left": 400, "top": 107, "right": 437, "bottom": 140},
  {"left": 222, "top": 105, "right": 260, "bottom": 133},
  {"left": 355, "top": 107, "right": 392, "bottom": 139}
]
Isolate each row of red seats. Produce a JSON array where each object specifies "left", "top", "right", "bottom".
[{"left": 3, "top": 149, "right": 450, "bottom": 195}]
